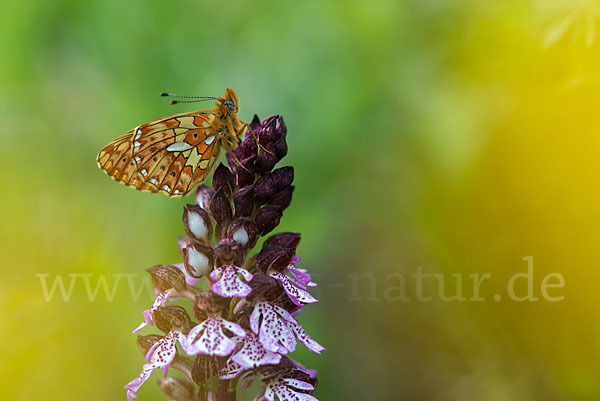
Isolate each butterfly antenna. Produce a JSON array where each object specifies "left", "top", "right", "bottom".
[{"left": 159, "top": 93, "right": 219, "bottom": 105}]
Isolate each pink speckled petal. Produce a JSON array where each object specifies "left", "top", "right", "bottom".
[
  {"left": 287, "top": 320, "right": 325, "bottom": 354},
  {"left": 210, "top": 266, "right": 254, "bottom": 298},
  {"left": 132, "top": 290, "right": 171, "bottom": 334},
  {"left": 270, "top": 271, "right": 318, "bottom": 306},
  {"left": 184, "top": 318, "right": 245, "bottom": 356},
  {"left": 250, "top": 302, "right": 297, "bottom": 354},
  {"left": 230, "top": 332, "right": 282, "bottom": 369},
  {"left": 124, "top": 331, "right": 181, "bottom": 400},
  {"left": 263, "top": 376, "right": 318, "bottom": 401}
]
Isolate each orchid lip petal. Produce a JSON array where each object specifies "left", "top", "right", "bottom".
[
  {"left": 219, "top": 358, "right": 245, "bottom": 380},
  {"left": 132, "top": 290, "right": 171, "bottom": 333},
  {"left": 288, "top": 319, "right": 325, "bottom": 354},
  {"left": 288, "top": 266, "right": 317, "bottom": 287},
  {"left": 124, "top": 331, "right": 184, "bottom": 400},
  {"left": 251, "top": 301, "right": 324, "bottom": 354},
  {"left": 229, "top": 332, "right": 282, "bottom": 370},
  {"left": 269, "top": 271, "right": 318, "bottom": 306},
  {"left": 264, "top": 376, "right": 319, "bottom": 401},
  {"left": 183, "top": 317, "right": 246, "bottom": 356},
  {"left": 210, "top": 265, "right": 254, "bottom": 298},
  {"left": 250, "top": 302, "right": 297, "bottom": 354},
  {"left": 283, "top": 378, "right": 315, "bottom": 391}
]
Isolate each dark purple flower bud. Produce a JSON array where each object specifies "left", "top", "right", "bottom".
[
  {"left": 209, "top": 189, "right": 232, "bottom": 225},
  {"left": 255, "top": 232, "right": 301, "bottom": 272},
  {"left": 214, "top": 237, "right": 244, "bottom": 266},
  {"left": 225, "top": 152, "right": 236, "bottom": 171},
  {"left": 147, "top": 265, "right": 187, "bottom": 293},
  {"left": 232, "top": 124, "right": 258, "bottom": 162},
  {"left": 239, "top": 135, "right": 258, "bottom": 159},
  {"left": 195, "top": 185, "right": 214, "bottom": 211},
  {"left": 157, "top": 377, "right": 196, "bottom": 401},
  {"left": 269, "top": 186, "right": 294, "bottom": 210},
  {"left": 275, "top": 115, "right": 287, "bottom": 140},
  {"left": 249, "top": 114, "right": 262, "bottom": 133},
  {"left": 233, "top": 186, "right": 255, "bottom": 218},
  {"left": 272, "top": 166, "right": 294, "bottom": 191},
  {"left": 255, "top": 205, "right": 283, "bottom": 235},
  {"left": 154, "top": 305, "right": 194, "bottom": 334},
  {"left": 236, "top": 156, "right": 256, "bottom": 187},
  {"left": 254, "top": 173, "right": 275, "bottom": 204},
  {"left": 183, "top": 243, "right": 213, "bottom": 278},
  {"left": 255, "top": 150, "right": 277, "bottom": 174},
  {"left": 256, "top": 246, "right": 296, "bottom": 273},
  {"left": 229, "top": 218, "right": 259, "bottom": 249},
  {"left": 259, "top": 116, "right": 279, "bottom": 144},
  {"left": 183, "top": 204, "right": 213, "bottom": 243},
  {"left": 273, "top": 136, "right": 288, "bottom": 159},
  {"left": 212, "top": 163, "right": 235, "bottom": 197},
  {"left": 247, "top": 274, "right": 282, "bottom": 302},
  {"left": 264, "top": 232, "right": 301, "bottom": 249}
]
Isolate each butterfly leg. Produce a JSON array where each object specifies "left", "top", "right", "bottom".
[
  {"left": 223, "top": 141, "right": 251, "bottom": 173},
  {"left": 242, "top": 122, "right": 275, "bottom": 157}
]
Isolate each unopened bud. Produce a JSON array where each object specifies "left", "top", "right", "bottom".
[
  {"left": 183, "top": 244, "right": 213, "bottom": 278},
  {"left": 154, "top": 305, "right": 193, "bottom": 334},
  {"left": 212, "top": 163, "right": 235, "bottom": 197},
  {"left": 209, "top": 189, "right": 233, "bottom": 225},
  {"left": 195, "top": 185, "right": 215, "bottom": 211},
  {"left": 269, "top": 186, "right": 294, "bottom": 210},
  {"left": 229, "top": 218, "right": 259, "bottom": 248},
  {"left": 233, "top": 186, "right": 255, "bottom": 218},
  {"left": 255, "top": 205, "right": 283, "bottom": 235},
  {"left": 147, "top": 265, "right": 187, "bottom": 293},
  {"left": 254, "top": 173, "right": 275, "bottom": 203},
  {"left": 183, "top": 204, "right": 213, "bottom": 242},
  {"left": 136, "top": 334, "right": 162, "bottom": 355},
  {"left": 272, "top": 166, "right": 294, "bottom": 191}
]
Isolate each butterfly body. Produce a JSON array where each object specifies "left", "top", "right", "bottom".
[{"left": 97, "top": 88, "right": 246, "bottom": 197}]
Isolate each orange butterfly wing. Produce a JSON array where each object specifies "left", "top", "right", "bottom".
[
  {"left": 97, "top": 111, "right": 222, "bottom": 197},
  {"left": 96, "top": 131, "right": 160, "bottom": 193}
]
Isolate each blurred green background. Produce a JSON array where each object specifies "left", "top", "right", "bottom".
[{"left": 2, "top": 0, "right": 600, "bottom": 400}]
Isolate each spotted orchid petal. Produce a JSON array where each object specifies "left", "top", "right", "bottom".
[
  {"left": 250, "top": 302, "right": 297, "bottom": 354},
  {"left": 289, "top": 268, "right": 316, "bottom": 289},
  {"left": 183, "top": 317, "right": 246, "bottom": 356},
  {"left": 286, "top": 320, "right": 325, "bottom": 354},
  {"left": 263, "top": 376, "right": 318, "bottom": 401},
  {"left": 132, "top": 290, "right": 171, "bottom": 334},
  {"left": 219, "top": 358, "right": 245, "bottom": 380},
  {"left": 270, "top": 271, "right": 318, "bottom": 306},
  {"left": 287, "top": 256, "right": 315, "bottom": 288},
  {"left": 124, "top": 331, "right": 186, "bottom": 401},
  {"left": 231, "top": 332, "right": 282, "bottom": 369},
  {"left": 210, "top": 265, "right": 254, "bottom": 298}
]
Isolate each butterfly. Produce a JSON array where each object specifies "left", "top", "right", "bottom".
[{"left": 97, "top": 88, "right": 248, "bottom": 197}]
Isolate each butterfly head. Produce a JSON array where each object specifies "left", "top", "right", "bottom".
[{"left": 219, "top": 88, "right": 240, "bottom": 113}]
